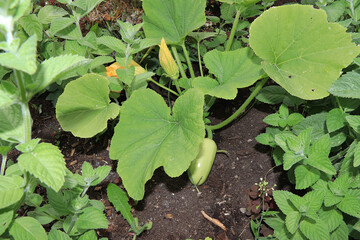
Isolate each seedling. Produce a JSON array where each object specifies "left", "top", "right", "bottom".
[{"left": 107, "top": 183, "right": 152, "bottom": 239}]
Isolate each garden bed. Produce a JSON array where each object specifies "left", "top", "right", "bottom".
[
  {"left": 2, "top": 0, "right": 360, "bottom": 239},
  {"left": 26, "top": 92, "right": 277, "bottom": 240}
]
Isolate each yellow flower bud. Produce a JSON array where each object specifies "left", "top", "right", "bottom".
[{"left": 159, "top": 37, "right": 179, "bottom": 80}]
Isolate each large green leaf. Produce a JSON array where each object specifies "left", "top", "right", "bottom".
[
  {"left": 0, "top": 104, "right": 25, "bottom": 143},
  {"left": 142, "top": 0, "right": 206, "bottom": 45},
  {"left": 273, "top": 190, "right": 297, "bottom": 215},
  {"left": 6, "top": 0, "right": 31, "bottom": 22},
  {"left": 299, "top": 218, "right": 330, "bottom": 240},
  {"left": 48, "top": 229, "right": 72, "bottom": 240},
  {"left": 318, "top": 207, "right": 342, "bottom": 233},
  {"left": 18, "top": 143, "right": 66, "bottom": 192},
  {"left": 8, "top": 217, "right": 47, "bottom": 240},
  {"left": 29, "top": 54, "right": 89, "bottom": 95},
  {"left": 56, "top": 73, "right": 120, "bottom": 138},
  {"left": 76, "top": 207, "right": 108, "bottom": 230},
  {"left": 337, "top": 195, "right": 360, "bottom": 218},
  {"left": 329, "top": 71, "right": 360, "bottom": 98},
  {"left": 109, "top": 88, "right": 205, "bottom": 200},
  {"left": 303, "top": 190, "right": 324, "bottom": 213},
  {"left": 37, "top": 5, "right": 68, "bottom": 24},
  {"left": 294, "top": 164, "right": 320, "bottom": 189},
  {"left": 307, "top": 152, "right": 336, "bottom": 175},
  {"left": 0, "top": 176, "right": 23, "bottom": 209},
  {"left": 249, "top": 4, "right": 360, "bottom": 100},
  {"left": 70, "top": 0, "right": 104, "bottom": 16},
  {"left": 193, "top": 48, "right": 263, "bottom": 99},
  {"left": 49, "top": 17, "right": 76, "bottom": 36},
  {"left": 97, "top": 36, "right": 125, "bottom": 53},
  {"left": 0, "top": 81, "right": 18, "bottom": 109},
  {"left": 285, "top": 211, "right": 301, "bottom": 234},
  {"left": 18, "top": 14, "right": 43, "bottom": 41},
  {"left": 331, "top": 221, "right": 348, "bottom": 240},
  {"left": 0, "top": 35, "right": 37, "bottom": 75},
  {"left": 0, "top": 210, "right": 13, "bottom": 235}
]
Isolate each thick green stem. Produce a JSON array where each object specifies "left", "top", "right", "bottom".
[
  {"left": 225, "top": 9, "right": 241, "bottom": 52},
  {"left": 21, "top": 104, "right": 33, "bottom": 143},
  {"left": 14, "top": 70, "right": 32, "bottom": 143},
  {"left": 1, "top": 155, "right": 7, "bottom": 176},
  {"left": 208, "top": 78, "right": 268, "bottom": 131},
  {"left": 197, "top": 41, "right": 204, "bottom": 77},
  {"left": 335, "top": 97, "right": 344, "bottom": 113},
  {"left": 171, "top": 46, "right": 187, "bottom": 79},
  {"left": 205, "top": 125, "right": 213, "bottom": 139},
  {"left": 173, "top": 79, "right": 183, "bottom": 95},
  {"left": 14, "top": 70, "right": 27, "bottom": 102},
  {"left": 147, "top": 78, "right": 179, "bottom": 96},
  {"left": 330, "top": 146, "right": 349, "bottom": 162},
  {"left": 182, "top": 43, "right": 195, "bottom": 79},
  {"left": 66, "top": 214, "right": 79, "bottom": 235},
  {"left": 204, "top": 96, "right": 216, "bottom": 112}
]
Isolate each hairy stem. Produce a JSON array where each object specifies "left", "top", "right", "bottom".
[
  {"left": 205, "top": 125, "right": 213, "bottom": 139},
  {"left": 173, "top": 79, "right": 183, "bottom": 95},
  {"left": 66, "top": 214, "right": 79, "bottom": 235},
  {"left": 14, "top": 70, "right": 32, "bottom": 143},
  {"left": 0, "top": 155, "right": 7, "bottom": 176},
  {"left": 182, "top": 43, "right": 195, "bottom": 79},
  {"left": 147, "top": 78, "right": 179, "bottom": 96},
  {"left": 225, "top": 9, "right": 241, "bottom": 52},
  {"left": 204, "top": 96, "right": 216, "bottom": 112},
  {"left": 171, "top": 46, "right": 187, "bottom": 79},
  {"left": 197, "top": 41, "right": 204, "bottom": 77}
]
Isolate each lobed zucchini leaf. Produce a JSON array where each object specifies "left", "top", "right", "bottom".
[
  {"left": 193, "top": 48, "right": 263, "bottom": 100},
  {"left": 56, "top": 73, "right": 120, "bottom": 138},
  {"left": 109, "top": 88, "right": 205, "bottom": 200},
  {"left": 249, "top": 5, "right": 360, "bottom": 100},
  {"left": 142, "top": 0, "right": 206, "bottom": 45}
]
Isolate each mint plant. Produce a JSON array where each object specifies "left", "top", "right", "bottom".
[
  {"left": 251, "top": 4, "right": 360, "bottom": 238},
  {"left": 0, "top": 0, "right": 111, "bottom": 239},
  {"left": 257, "top": 101, "right": 360, "bottom": 238}
]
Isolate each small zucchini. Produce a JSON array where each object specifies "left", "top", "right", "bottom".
[{"left": 188, "top": 138, "right": 217, "bottom": 185}]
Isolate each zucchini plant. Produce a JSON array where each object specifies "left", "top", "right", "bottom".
[
  {"left": 0, "top": 0, "right": 111, "bottom": 239},
  {"left": 54, "top": 0, "right": 359, "bottom": 205}
]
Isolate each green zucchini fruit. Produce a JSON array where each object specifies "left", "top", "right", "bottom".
[{"left": 188, "top": 138, "right": 217, "bottom": 185}]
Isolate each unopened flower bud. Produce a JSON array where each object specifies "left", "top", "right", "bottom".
[{"left": 159, "top": 37, "right": 179, "bottom": 80}]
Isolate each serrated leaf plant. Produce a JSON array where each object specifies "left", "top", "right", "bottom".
[
  {"left": 253, "top": 3, "right": 360, "bottom": 239},
  {"left": 107, "top": 183, "right": 152, "bottom": 239},
  {"left": 0, "top": 1, "right": 110, "bottom": 239}
]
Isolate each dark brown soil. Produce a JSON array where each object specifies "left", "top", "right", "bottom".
[{"left": 19, "top": 89, "right": 283, "bottom": 240}]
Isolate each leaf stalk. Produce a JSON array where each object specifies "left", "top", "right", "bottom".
[
  {"left": 208, "top": 77, "right": 268, "bottom": 131},
  {"left": 225, "top": 9, "right": 241, "bottom": 52}
]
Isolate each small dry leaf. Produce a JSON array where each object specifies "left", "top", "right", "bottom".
[
  {"left": 165, "top": 213, "right": 173, "bottom": 219},
  {"left": 216, "top": 231, "right": 229, "bottom": 240}
]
